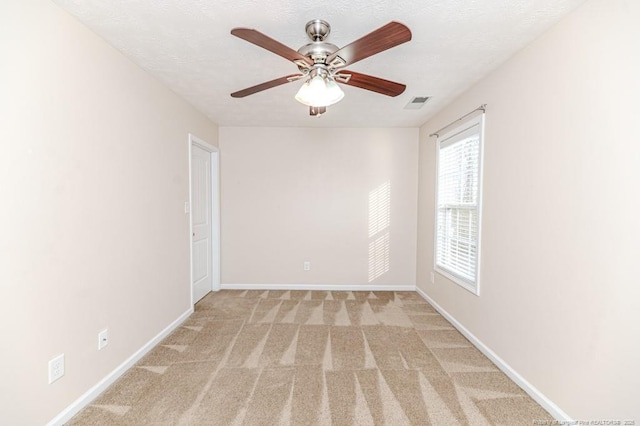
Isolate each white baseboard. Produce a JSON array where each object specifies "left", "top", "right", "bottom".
[
  {"left": 47, "top": 307, "right": 194, "bottom": 426},
  {"left": 414, "top": 287, "right": 571, "bottom": 422},
  {"left": 220, "top": 283, "right": 416, "bottom": 291}
]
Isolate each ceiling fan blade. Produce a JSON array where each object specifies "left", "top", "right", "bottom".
[
  {"left": 231, "top": 28, "right": 313, "bottom": 67},
  {"left": 337, "top": 71, "right": 406, "bottom": 97},
  {"left": 327, "top": 21, "right": 411, "bottom": 67},
  {"left": 231, "top": 74, "right": 304, "bottom": 98}
]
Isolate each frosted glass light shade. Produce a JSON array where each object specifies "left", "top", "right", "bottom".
[
  {"left": 295, "top": 75, "right": 344, "bottom": 107},
  {"left": 294, "top": 81, "right": 313, "bottom": 106},
  {"left": 324, "top": 78, "right": 344, "bottom": 105}
]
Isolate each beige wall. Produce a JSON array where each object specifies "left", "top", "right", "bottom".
[
  {"left": 219, "top": 127, "right": 418, "bottom": 287},
  {"left": 417, "top": 0, "right": 639, "bottom": 419},
  {"left": 0, "top": 1, "right": 218, "bottom": 424}
]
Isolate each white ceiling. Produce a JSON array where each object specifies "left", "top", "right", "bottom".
[{"left": 53, "top": 0, "right": 585, "bottom": 128}]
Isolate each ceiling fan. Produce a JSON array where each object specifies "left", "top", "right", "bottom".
[{"left": 230, "top": 20, "right": 412, "bottom": 117}]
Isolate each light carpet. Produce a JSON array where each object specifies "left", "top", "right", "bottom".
[{"left": 69, "top": 290, "right": 552, "bottom": 425}]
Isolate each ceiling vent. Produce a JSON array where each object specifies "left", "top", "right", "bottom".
[{"left": 404, "top": 96, "right": 431, "bottom": 110}]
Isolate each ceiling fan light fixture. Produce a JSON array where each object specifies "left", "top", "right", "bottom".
[{"left": 295, "top": 74, "right": 344, "bottom": 107}]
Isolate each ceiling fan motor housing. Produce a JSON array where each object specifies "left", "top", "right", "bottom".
[
  {"left": 294, "top": 19, "right": 339, "bottom": 66},
  {"left": 297, "top": 42, "right": 339, "bottom": 65}
]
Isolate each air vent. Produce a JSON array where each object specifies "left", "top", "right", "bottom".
[{"left": 404, "top": 96, "right": 431, "bottom": 110}]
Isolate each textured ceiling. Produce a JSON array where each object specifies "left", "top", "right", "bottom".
[{"left": 53, "top": 0, "right": 585, "bottom": 127}]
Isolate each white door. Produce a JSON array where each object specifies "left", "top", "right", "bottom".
[{"left": 191, "top": 144, "right": 212, "bottom": 303}]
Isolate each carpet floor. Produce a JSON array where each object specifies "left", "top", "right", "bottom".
[{"left": 69, "top": 290, "right": 552, "bottom": 425}]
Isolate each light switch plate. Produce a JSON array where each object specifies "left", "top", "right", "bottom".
[{"left": 98, "top": 329, "right": 108, "bottom": 350}]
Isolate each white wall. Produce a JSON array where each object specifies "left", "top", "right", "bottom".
[
  {"left": 219, "top": 127, "right": 418, "bottom": 287},
  {"left": 0, "top": 1, "right": 218, "bottom": 424},
  {"left": 417, "top": 0, "right": 639, "bottom": 420}
]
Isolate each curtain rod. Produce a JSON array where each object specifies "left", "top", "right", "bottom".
[{"left": 429, "top": 104, "right": 487, "bottom": 137}]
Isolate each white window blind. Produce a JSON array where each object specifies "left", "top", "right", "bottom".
[{"left": 435, "top": 115, "right": 483, "bottom": 293}]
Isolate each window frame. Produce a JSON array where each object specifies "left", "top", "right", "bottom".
[{"left": 433, "top": 114, "right": 485, "bottom": 295}]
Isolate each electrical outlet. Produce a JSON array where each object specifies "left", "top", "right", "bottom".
[
  {"left": 48, "top": 354, "right": 65, "bottom": 384},
  {"left": 184, "top": 201, "right": 190, "bottom": 214},
  {"left": 430, "top": 272, "right": 435, "bottom": 283},
  {"left": 98, "top": 329, "right": 109, "bottom": 350},
  {"left": 303, "top": 261, "right": 311, "bottom": 271}
]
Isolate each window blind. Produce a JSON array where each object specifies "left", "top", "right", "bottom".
[{"left": 436, "top": 121, "right": 482, "bottom": 288}]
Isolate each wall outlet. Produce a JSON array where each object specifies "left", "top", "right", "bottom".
[
  {"left": 98, "top": 329, "right": 109, "bottom": 350},
  {"left": 184, "top": 201, "right": 190, "bottom": 214},
  {"left": 303, "top": 261, "right": 311, "bottom": 271},
  {"left": 48, "top": 353, "right": 65, "bottom": 384},
  {"left": 430, "top": 271, "right": 435, "bottom": 283}
]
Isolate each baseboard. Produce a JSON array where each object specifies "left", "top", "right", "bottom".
[
  {"left": 414, "top": 287, "right": 571, "bottom": 421},
  {"left": 47, "top": 307, "right": 194, "bottom": 426},
  {"left": 220, "top": 283, "right": 416, "bottom": 291}
]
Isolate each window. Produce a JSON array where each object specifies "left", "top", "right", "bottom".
[{"left": 435, "top": 114, "right": 484, "bottom": 294}]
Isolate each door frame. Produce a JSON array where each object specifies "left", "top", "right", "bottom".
[{"left": 188, "top": 133, "right": 221, "bottom": 306}]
